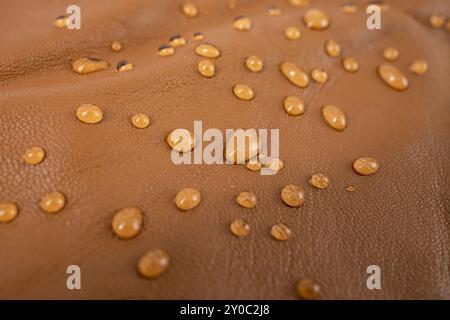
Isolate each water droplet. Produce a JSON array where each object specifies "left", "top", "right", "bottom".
[
  {"left": 289, "top": 0, "right": 309, "bottom": 8},
  {"left": 39, "top": 191, "right": 66, "bottom": 213},
  {"left": 23, "top": 146, "right": 45, "bottom": 165},
  {"left": 346, "top": 185, "right": 356, "bottom": 192},
  {"left": 378, "top": 64, "right": 409, "bottom": 91},
  {"left": 322, "top": 105, "right": 347, "bottom": 131},
  {"left": 110, "top": 40, "right": 123, "bottom": 52},
  {"left": 193, "top": 32, "right": 205, "bottom": 41},
  {"left": 158, "top": 44, "right": 175, "bottom": 57},
  {"left": 175, "top": 188, "right": 201, "bottom": 211},
  {"left": 285, "top": 26, "right": 301, "bottom": 40},
  {"left": 270, "top": 223, "right": 292, "bottom": 241},
  {"left": 447, "top": 21, "right": 450, "bottom": 32},
  {"left": 233, "top": 16, "right": 252, "bottom": 31},
  {"left": 230, "top": 219, "right": 250, "bottom": 237},
  {"left": 76, "top": 104, "right": 103, "bottom": 124},
  {"left": 342, "top": 3, "right": 357, "bottom": 13},
  {"left": 245, "top": 161, "right": 262, "bottom": 171},
  {"left": 236, "top": 191, "right": 257, "bottom": 208},
  {"left": 228, "top": 0, "right": 237, "bottom": 10},
  {"left": 166, "top": 128, "right": 196, "bottom": 153},
  {"left": 297, "top": 278, "right": 321, "bottom": 300},
  {"left": 311, "top": 68, "right": 328, "bottom": 83},
  {"left": 112, "top": 207, "right": 143, "bottom": 239},
  {"left": 353, "top": 157, "right": 380, "bottom": 176},
  {"left": 72, "top": 58, "right": 108, "bottom": 75},
  {"left": 245, "top": 55, "right": 263, "bottom": 73},
  {"left": 342, "top": 57, "right": 359, "bottom": 73},
  {"left": 225, "top": 129, "right": 259, "bottom": 164},
  {"left": 0, "top": 202, "right": 19, "bottom": 223},
  {"left": 283, "top": 96, "right": 305, "bottom": 116},
  {"left": 137, "top": 249, "right": 170, "bottom": 279},
  {"left": 280, "top": 62, "right": 309, "bottom": 88},
  {"left": 303, "top": 9, "right": 329, "bottom": 30},
  {"left": 181, "top": 2, "right": 198, "bottom": 18},
  {"left": 429, "top": 14, "right": 445, "bottom": 29},
  {"left": 195, "top": 43, "right": 221, "bottom": 58},
  {"left": 197, "top": 59, "right": 215, "bottom": 78},
  {"left": 131, "top": 114, "right": 150, "bottom": 129},
  {"left": 383, "top": 47, "right": 399, "bottom": 61},
  {"left": 309, "top": 173, "right": 330, "bottom": 189},
  {"left": 261, "top": 156, "right": 285, "bottom": 172},
  {"left": 409, "top": 60, "right": 428, "bottom": 75},
  {"left": 169, "top": 34, "right": 186, "bottom": 47},
  {"left": 116, "top": 60, "right": 134, "bottom": 72},
  {"left": 325, "top": 39, "right": 341, "bottom": 57},
  {"left": 267, "top": 5, "right": 282, "bottom": 16},
  {"left": 233, "top": 84, "right": 255, "bottom": 101},
  {"left": 53, "top": 15, "right": 69, "bottom": 28},
  {"left": 281, "top": 184, "right": 305, "bottom": 208}
]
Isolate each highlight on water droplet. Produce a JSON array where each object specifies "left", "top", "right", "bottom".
[
  {"left": 297, "top": 278, "right": 321, "bottom": 300},
  {"left": 181, "top": 2, "right": 198, "bottom": 18},
  {"left": 175, "top": 188, "right": 201, "bottom": 211},
  {"left": 353, "top": 157, "right": 380, "bottom": 176},
  {"left": 233, "top": 84, "right": 255, "bottom": 101},
  {"left": 377, "top": 64, "right": 409, "bottom": 91},
  {"left": 321, "top": 105, "right": 347, "bottom": 131},
  {"left": 110, "top": 40, "right": 123, "bottom": 52},
  {"left": 303, "top": 9, "right": 329, "bottom": 30},
  {"left": 236, "top": 191, "right": 257, "bottom": 208},
  {"left": 137, "top": 249, "right": 170, "bottom": 279},
  {"left": 197, "top": 59, "right": 215, "bottom": 78},
  {"left": 409, "top": 60, "right": 428, "bottom": 75},
  {"left": 158, "top": 44, "right": 175, "bottom": 57},
  {"left": 281, "top": 184, "right": 305, "bottom": 208},
  {"left": 280, "top": 62, "right": 309, "bottom": 88},
  {"left": 245, "top": 55, "right": 263, "bottom": 73},
  {"left": 0, "top": 202, "right": 19, "bottom": 223},
  {"left": 76, "top": 104, "right": 103, "bottom": 124},
  {"left": 72, "top": 58, "right": 109, "bottom": 75},
  {"left": 23, "top": 146, "right": 46, "bottom": 165},
  {"left": 325, "top": 39, "right": 341, "bottom": 57},
  {"left": 112, "top": 207, "right": 143, "bottom": 239},
  {"left": 116, "top": 60, "right": 134, "bottom": 72},
  {"left": 233, "top": 16, "right": 252, "bottom": 31},
  {"left": 131, "top": 114, "right": 150, "bottom": 129},
  {"left": 309, "top": 173, "right": 330, "bottom": 189},
  {"left": 285, "top": 26, "right": 302, "bottom": 40},
  {"left": 230, "top": 219, "right": 250, "bottom": 237},
  {"left": 342, "top": 57, "right": 359, "bottom": 73},
  {"left": 311, "top": 68, "right": 328, "bottom": 84},
  {"left": 39, "top": 191, "right": 66, "bottom": 214},
  {"left": 270, "top": 223, "right": 292, "bottom": 241}
]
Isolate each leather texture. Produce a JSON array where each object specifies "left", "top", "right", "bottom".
[{"left": 0, "top": 0, "right": 449, "bottom": 299}]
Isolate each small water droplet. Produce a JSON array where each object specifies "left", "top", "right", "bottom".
[
  {"left": 261, "top": 156, "right": 285, "bottom": 172},
  {"left": 378, "top": 64, "right": 409, "bottom": 91},
  {"left": 0, "top": 202, "right": 19, "bottom": 223},
  {"left": 175, "top": 188, "right": 201, "bottom": 211},
  {"left": 267, "top": 5, "right": 282, "bottom": 16},
  {"left": 23, "top": 146, "right": 45, "bottom": 165},
  {"left": 283, "top": 96, "right": 305, "bottom": 116},
  {"left": 193, "top": 32, "right": 205, "bottom": 41},
  {"left": 110, "top": 40, "right": 123, "bottom": 52},
  {"left": 342, "top": 57, "right": 359, "bottom": 73},
  {"left": 39, "top": 191, "right": 66, "bottom": 213},
  {"left": 429, "top": 14, "right": 445, "bottom": 29},
  {"left": 270, "top": 223, "right": 292, "bottom": 241},
  {"left": 353, "top": 157, "right": 380, "bottom": 176},
  {"left": 346, "top": 185, "right": 356, "bottom": 192},
  {"left": 230, "top": 219, "right": 250, "bottom": 237},
  {"left": 116, "top": 60, "right": 134, "bottom": 72},
  {"left": 137, "top": 249, "right": 170, "bottom": 279},
  {"left": 245, "top": 161, "right": 262, "bottom": 171},
  {"left": 342, "top": 3, "right": 357, "bottom": 13},
  {"left": 195, "top": 43, "right": 221, "bottom": 58},
  {"left": 228, "top": 0, "right": 237, "bottom": 10},
  {"left": 76, "top": 104, "right": 103, "bottom": 124},
  {"left": 409, "top": 60, "right": 428, "bottom": 75},
  {"left": 383, "top": 47, "right": 399, "bottom": 61},
  {"left": 325, "top": 39, "right": 341, "bottom": 57},
  {"left": 245, "top": 55, "right": 263, "bottom": 72},
  {"left": 309, "top": 173, "right": 330, "bottom": 189},
  {"left": 72, "top": 58, "right": 108, "bottom": 75},
  {"left": 297, "top": 278, "right": 321, "bottom": 300},
  {"left": 311, "top": 68, "right": 328, "bottom": 83},
  {"left": 285, "top": 26, "right": 301, "bottom": 40},
  {"left": 289, "top": 0, "right": 309, "bottom": 8},
  {"left": 158, "top": 44, "right": 175, "bottom": 57},
  {"left": 181, "top": 2, "right": 198, "bottom": 18},
  {"left": 233, "top": 16, "right": 252, "bottom": 31},
  {"left": 322, "top": 105, "right": 347, "bottom": 131},
  {"left": 280, "top": 62, "right": 309, "bottom": 88},
  {"left": 303, "top": 9, "right": 329, "bottom": 30},
  {"left": 169, "top": 34, "right": 187, "bottom": 47},
  {"left": 112, "top": 207, "right": 143, "bottom": 239},
  {"left": 281, "top": 184, "right": 305, "bottom": 208},
  {"left": 236, "top": 191, "right": 257, "bottom": 208},
  {"left": 225, "top": 129, "right": 259, "bottom": 164},
  {"left": 166, "top": 128, "right": 196, "bottom": 153},
  {"left": 197, "top": 59, "right": 215, "bottom": 78},
  {"left": 131, "top": 114, "right": 150, "bottom": 129},
  {"left": 233, "top": 84, "right": 255, "bottom": 100},
  {"left": 53, "top": 15, "right": 69, "bottom": 28}
]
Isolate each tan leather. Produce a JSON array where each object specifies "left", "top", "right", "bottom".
[{"left": 0, "top": 0, "right": 449, "bottom": 299}]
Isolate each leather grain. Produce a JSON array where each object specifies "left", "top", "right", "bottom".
[{"left": 0, "top": 0, "right": 449, "bottom": 299}]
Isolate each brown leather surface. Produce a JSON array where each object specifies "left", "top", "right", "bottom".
[{"left": 0, "top": 0, "right": 449, "bottom": 299}]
